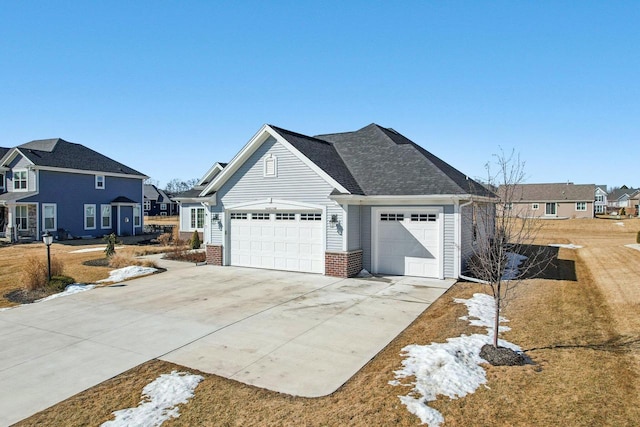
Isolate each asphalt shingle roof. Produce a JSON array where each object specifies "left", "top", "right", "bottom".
[
  {"left": 14, "top": 138, "right": 144, "bottom": 176},
  {"left": 0, "top": 147, "right": 9, "bottom": 159},
  {"left": 312, "top": 123, "right": 492, "bottom": 197},
  {"left": 144, "top": 184, "right": 172, "bottom": 202},
  {"left": 500, "top": 183, "right": 595, "bottom": 202}
]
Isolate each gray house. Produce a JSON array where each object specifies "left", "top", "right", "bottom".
[
  {"left": 181, "top": 123, "right": 494, "bottom": 279},
  {"left": 0, "top": 138, "right": 146, "bottom": 242}
]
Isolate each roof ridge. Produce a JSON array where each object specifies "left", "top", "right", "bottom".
[{"left": 268, "top": 124, "right": 334, "bottom": 146}]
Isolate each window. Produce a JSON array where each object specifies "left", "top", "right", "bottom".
[
  {"left": 275, "top": 213, "right": 295, "bottom": 220},
  {"left": 13, "top": 170, "right": 27, "bottom": 190},
  {"left": 251, "top": 213, "right": 270, "bottom": 220},
  {"left": 576, "top": 202, "right": 587, "bottom": 211},
  {"left": 545, "top": 203, "right": 556, "bottom": 216},
  {"left": 95, "top": 175, "right": 105, "bottom": 189},
  {"left": 160, "top": 203, "right": 167, "bottom": 211},
  {"left": 133, "top": 204, "right": 141, "bottom": 227},
  {"left": 380, "top": 213, "right": 404, "bottom": 221},
  {"left": 532, "top": 203, "right": 539, "bottom": 210},
  {"left": 300, "top": 213, "right": 322, "bottom": 221},
  {"left": 0, "top": 173, "right": 4, "bottom": 190},
  {"left": 144, "top": 200, "right": 151, "bottom": 211},
  {"left": 84, "top": 204, "right": 96, "bottom": 229},
  {"left": 15, "top": 205, "right": 28, "bottom": 230},
  {"left": 410, "top": 213, "right": 436, "bottom": 222},
  {"left": 595, "top": 195, "right": 604, "bottom": 202},
  {"left": 263, "top": 154, "right": 277, "bottom": 177},
  {"left": 42, "top": 204, "right": 57, "bottom": 231},
  {"left": 504, "top": 203, "right": 513, "bottom": 211},
  {"left": 230, "top": 212, "right": 248, "bottom": 220},
  {"left": 160, "top": 212, "right": 167, "bottom": 216},
  {"left": 191, "top": 207, "right": 205, "bottom": 229},
  {"left": 101, "top": 204, "right": 112, "bottom": 229}
]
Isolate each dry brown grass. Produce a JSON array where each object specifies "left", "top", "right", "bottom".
[
  {"left": 144, "top": 215, "right": 179, "bottom": 226},
  {"left": 14, "top": 218, "right": 640, "bottom": 426},
  {"left": 21, "top": 255, "right": 65, "bottom": 291},
  {"left": 107, "top": 253, "right": 158, "bottom": 269}
]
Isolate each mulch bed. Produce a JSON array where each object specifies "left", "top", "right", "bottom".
[
  {"left": 4, "top": 288, "right": 52, "bottom": 305},
  {"left": 83, "top": 258, "right": 111, "bottom": 267},
  {"left": 480, "top": 344, "right": 533, "bottom": 366}
]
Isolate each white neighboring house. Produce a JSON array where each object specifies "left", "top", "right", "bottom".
[
  {"left": 177, "top": 123, "right": 496, "bottom": 279},
  {"left": 607, "top": 187, "right": 640, "bottom": 215},
  {"left": 594, "top": 185, "right": 607, "bottom": 215}
]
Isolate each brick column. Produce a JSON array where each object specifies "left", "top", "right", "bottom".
[
  {"left": 206, "top": 244, "right": 223, "bottom": 266},
  {"left": 325, "top": 250, "right": 363, "bottom": 278}
]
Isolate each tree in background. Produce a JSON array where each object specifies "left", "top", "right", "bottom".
[
  {"left": 164, "top": 178, "right": 198, "bottom": 195},
  {"left": 465, "top": 149, "right": 552, "bottom": 352}
]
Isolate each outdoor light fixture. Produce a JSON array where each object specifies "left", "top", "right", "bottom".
[
  {"left": 330, "top": 214, "right": 339, "bottom": 227},
  {"left": 211, "top": 213, "right": 219, "bottom": 221},
  {"left": 42, "top": 231, "right": 53, "bottom": 281}
]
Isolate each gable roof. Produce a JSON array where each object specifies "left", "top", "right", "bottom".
[
  {"left": 608, "top": 188, "right": 639, "bottom": 201},
  {"left": 0, "top": 147, "right": 9, "bottom": 159},
  {"left": 144, "top": 184, "right": 172, "bottom": 202},
  {"left": 2, "top": 138, "right": 145, "bottom": 177},
  {"left": 500, "top": 183, "right": 596, "bottom": 202},
  {"left": 315, "top": 123, "right": 492, "bottom": 197}
]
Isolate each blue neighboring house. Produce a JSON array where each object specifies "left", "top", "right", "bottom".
[
  {"left": 0, "top": 138, "right": 147, "bottom": 242},
  {"left": 143, "top": 184, "right": 177, "bottom": 217}
]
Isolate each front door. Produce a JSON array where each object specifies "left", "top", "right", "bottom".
[{"left": 545, "top": 203, "right": 557, "bottom": 216}]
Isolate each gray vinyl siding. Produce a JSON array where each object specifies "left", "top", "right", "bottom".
[
  {"left": 360, "top": 206, "right": 372, "bottom": 271},
  {"left": 347, "top": 204, "right": 361, "bottom": 251},
  {"left": 7, "top": 155, "right": 37, "bottom": 192},
  {"left": 210, "top": 207, "right": 224, "bottom": 245},
  {"left": 217, "top": 136, "right": 343, "bottom": 250},
  {"left": 443, "top": 205, "right": 456, "bottom": 278}
]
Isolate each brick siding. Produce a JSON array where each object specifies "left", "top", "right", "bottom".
[
  {"left": 325, "top": 250, "right": 363, "bottom": 278},
  {"left": 206, "top": 244, "right": 223, "bottom": 266}
]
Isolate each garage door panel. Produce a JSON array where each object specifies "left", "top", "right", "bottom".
[
  {"left": 230, "top": 212, "right": 324, "bottom": 274},
  {"left": 375, "top": 209, "right": 441, "bottom": 278}
]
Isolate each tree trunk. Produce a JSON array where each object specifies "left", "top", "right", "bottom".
[{"left": 493, "top": 287, "right": 501, "bottom": 348}]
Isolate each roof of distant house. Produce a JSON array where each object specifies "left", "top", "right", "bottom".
[
  {"left": 144, "top": 184, "right": 173, "bottom": 202},
  {"left": 1, "top": 138, "right": 145, "bottom": 177},
  {"left": 499, "top": 183, "right": 595, "bottom": 202}
]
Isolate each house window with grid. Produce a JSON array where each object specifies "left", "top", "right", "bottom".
[
  {"left": 275, "top": 213, "right": 295, "bottom": 220},
  {"left": 43, "top": 204, "right": 57, "bottom": 231},
  {"left": 300, "top": 213, "right": 322, "bottom": 221},
  {"left": 230, "top": 212, "right": 248, "bottom": 220},
  {"left": 134, "top": 205, "right": 141, "bottom": 226},
  {"left": 251, "top": 213, "right": 270, "bottom": 220},
  {"left": 95, "top": 175, "right": 105, "bottom": 189},
  {"left": 144, "top": 200, "right": 151, "bottom": 211},
  {"left": 532, "top": 203, "right": 539, "bottom": 210},
  {"left": 595, "top": 195, "right": 603, "bottom": 203},
  {"left": 101, "top": 204, "right": 112, "bottom": 229},
  {"left": 84, "top": 204, "right": 96, "bottom": 230},
  {"left": 160, "top": 203, "right": 167, "bottom": 211},
  {"left": 576, "top": 202, "right": 587, "bottom": 211},
  {"left": 15, "top": 205, "right": 28, "bottom": 230},
  {"left": 191, "top": 208, "right": 205, "bottom": 229},
  {"left": 13, "top": 170, "right": 27, "bottom": 190},
  {"left": 380, "top": 213, "right": 404, "bottom": 221}
]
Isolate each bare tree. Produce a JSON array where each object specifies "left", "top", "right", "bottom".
[
  {"left": 465, "top": 148, "right": 552, "bottom": 349},
  {"left": 144, "top": 178, "right": 160, "bottom": 187},
  {"left": 164, "top": 178, "right": 198, "bottom": 195}
]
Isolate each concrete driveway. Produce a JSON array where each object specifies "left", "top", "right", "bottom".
[{"left": 0, "top": 261, "right": 454, "bottom": 426}]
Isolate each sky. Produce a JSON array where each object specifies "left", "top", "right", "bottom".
[{"left": 1, "top": 1, "right": 638, "bottom": 189}]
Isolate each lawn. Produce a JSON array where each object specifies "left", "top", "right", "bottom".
[{"left": 12, "top": 218, "right": 640, "bottom": 426}]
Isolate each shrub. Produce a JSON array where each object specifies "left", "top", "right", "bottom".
[
  {"left": 22, "top": 255, "right": 65, "bottom": 291},
  {"left": 190, "top": 230, "right": 201, "bottom": 249},
  {"left": 620, "top": 207, "right": 626, "bottom": 216},
  {"left": 108, "top": 253, "right": 158, "bottom": 269},
  {"left": 637, "top": 230, "right": 640, "bottom": 244},
  {"left": 48, "top": 275, "right": 76, "bottom": 293},
  {"left": 103, "top": 233, "right": 119, "bottom": 258},
  {"left": 157, "top": 232, "right": 172, "bottom": 246}
]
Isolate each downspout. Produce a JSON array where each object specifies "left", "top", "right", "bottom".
[{"left": 457, "top": 199, "right": 473, "bottom": 279}]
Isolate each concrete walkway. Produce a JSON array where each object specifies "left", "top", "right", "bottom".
[{"left": 0, "top": 261, "right": 454, "bottom": 426}]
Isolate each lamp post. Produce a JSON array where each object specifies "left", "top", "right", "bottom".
[{"left": 42, "top": 231, "right": 53, "bottom": 282}]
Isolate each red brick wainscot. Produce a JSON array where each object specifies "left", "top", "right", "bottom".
[
  {"left": 206, "top": 244, "right": 223, "bottom": 266},
  {"left": 325, "top": 250, "right": 363, "bottom": 278}
]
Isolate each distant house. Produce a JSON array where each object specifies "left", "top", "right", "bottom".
[
  {"left": 173, "top": 162, "right": 227, "bottom": 242},
  {"left": 144, "top": 184, "right": 177, "bottom": 216},
  {"left": 177, "top": 123, "right": 495, "bottom": 279},
  {"left": 499, "top": 183, "right": 595, "bottom": 219},
  {"left": 0, "top": 138, "right": 146, "bottom": 242},
  {"left": 607, "top": 188, "right": 639, "bottom": 215},
  {"left": 594, "top": 185, "right": 608, "bottom": 215}
]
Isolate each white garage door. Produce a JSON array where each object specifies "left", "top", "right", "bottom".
[
  {"left": 374, "top": 209, "right": 442, "bottom": 278},
  {"left": 229, "top": 212, "right": 324, "bottom": 273}
]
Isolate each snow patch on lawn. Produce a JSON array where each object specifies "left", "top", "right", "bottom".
[
  {"left": 97, "top": 266, "right": 158, "bottom": 283},
  {"left": 37, "top": 284, "right": 96, "bottom": 302},
  {"left": 391, "top": 293, "right": 521, "bottom": 426},
  {"left": 69, "top": 246, "right": 124, "bottom": 253},
  {"left": 356, "top": 269, "right": 372, "bottom": 278},
  {"left": 625, "top": 244, "right": 640, "bottom": 252},
  {"left": 615, "top": 222, "right": 625, "bottom": 227},
  {"left": 102, "top": 371, "right": 203, "bottom": 427},
  {"left": 549, "top": 243, "right": 583, "bottom": 249}
]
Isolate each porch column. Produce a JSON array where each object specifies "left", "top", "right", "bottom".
[{"left": 6, "top": 208, "right": 15, "bottom": 243}]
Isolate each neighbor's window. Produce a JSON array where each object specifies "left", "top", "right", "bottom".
[
  {"left": 144, "top": 200, "right": 151, "bottom": 211},
  {"left": 13, "top": 170, "right": 27, "bottom": 190},
  {"left": 160, "top": 203, "right": 167, "bottom": 211},
  {"left": 595, "top": 195, "right": 603, "bottom": 202},
  {"left": 15, "top": 205, "right": 28, "bottom": 230},
  {"left": 42, "top": 204, "right": 57, "bottom": 231},
  {"left": 532, "top": 203, "right": 539, "bottom": 210},
  {"left": 191, "top": 207, "right": 205, "bottom": 229},
  {"left": 95, "top": 175, "right": 105, "bottom": 189},
  {"left": 576, "top": 202, "right": 587, "bottom": 211},
  {"left": 504, "top": 202, "right": 513, "bottom": 211},
  {"left": 264, "top": 154, "right": 277, "bottom": 177},
  {"left": 133, "top": 204, "right": 141, "bottom": 227},
  {"left": 101, "top": 204, "right": 112, "bottom": 229},
  {"left": 84, "top": 204, "right": 96, "bottom": 229}
]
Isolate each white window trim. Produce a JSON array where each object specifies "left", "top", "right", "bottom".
[
  {"left": 84, "top": 204, "right": 97, "bottom": 230},
  {"left": 532, "top": 203, "right": 539, "bottom": 210},
  {"left": 190, "top": 207, "right": 205, "bottom": 230},
  {"left": 133, "top": 204, "right": 141, "bottom": 227},
  {"left": 95, "top": 175, "right": 105, "bottom": 189},
  {"left": 42, "top": 203, "right": 57, "bottom": 232},
  {"left": 101, "top": 204, "right": 112, "bottom": 229},
  {"left": 144, "top": 200, "right": 151, "bottom": 211},
  {"left": 15, "top": 205, "right": 29, "bottom": 230},
  {"left": 575, "top": 202, "right": 587, "bottom": 211},
  {"left": 160, "top": 203, "right": 167, "bottom": 211},
  {"left": 13, "top": 169, "right": 28, "bottom": 192},
  {"left": 263, "top": 154, "right": 277, "bottom": 178}
]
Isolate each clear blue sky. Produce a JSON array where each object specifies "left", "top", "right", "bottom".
[{"left": 1, "top": 1, "right": 638, "bottom": 189}]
